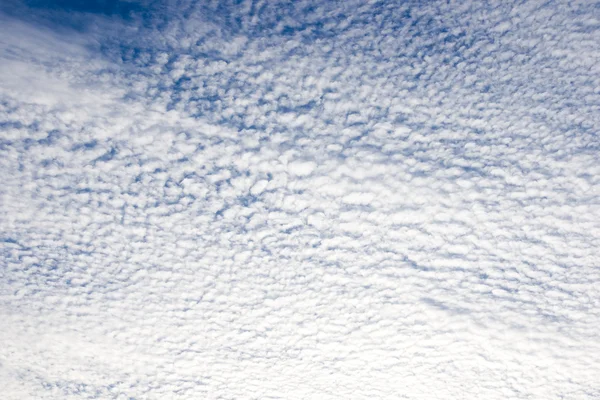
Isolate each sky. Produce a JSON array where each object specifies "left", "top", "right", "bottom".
[{"left": 0, "top": 0, "right": 599, "bottom": 399}]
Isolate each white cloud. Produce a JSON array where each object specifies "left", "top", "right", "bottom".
[{"left": 1, "top": 0, "right": 600, "bottom": 399}]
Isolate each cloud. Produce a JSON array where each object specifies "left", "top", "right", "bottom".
[{"left": 1, "top": 0, "right": 600, "bottom": 399}]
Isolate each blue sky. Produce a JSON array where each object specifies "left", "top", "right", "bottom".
[{"left": 1, "top": 0, "right": 600, "bottom": 399}]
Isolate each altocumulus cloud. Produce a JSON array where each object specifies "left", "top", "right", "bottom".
[{"left": 1, "top": 0, "right": 600, "bottom": 399}]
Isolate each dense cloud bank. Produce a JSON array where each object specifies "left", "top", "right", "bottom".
[{"left": 1, "top": 0, "right": 599, "bottom": 398}]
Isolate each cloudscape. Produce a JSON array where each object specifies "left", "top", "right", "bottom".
[{"left": 1, "top": 0, "right": 599, "bottom": 398}]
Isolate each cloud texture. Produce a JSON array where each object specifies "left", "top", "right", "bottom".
[{"left": 1, "top": 0, "right": 600, "bottom": 398}]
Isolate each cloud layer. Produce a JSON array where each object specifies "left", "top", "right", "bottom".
[{"left": 1, "top": 0, "right": 599, "bottom": 398}]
